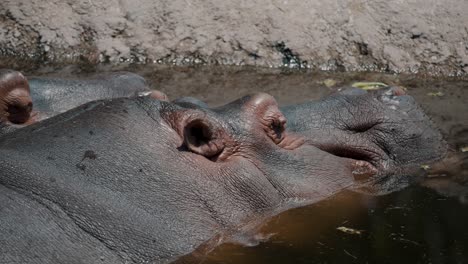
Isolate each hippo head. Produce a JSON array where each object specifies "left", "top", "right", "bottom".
[
  {"left": 0, "top": 69, "right": 34, "bottom": 125},
  {"left": 0, "top": 69, "right": 170, "bottom": 136},
  {"left": 203, "top": 88, "right": 447, "bottom": 206},
  {"left": 0, "top": 90, "right": 446, "bottom": 262}
]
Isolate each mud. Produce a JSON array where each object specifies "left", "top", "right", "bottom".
[{"left": 1, "top": 0, "right": 467, "bottom": 76}]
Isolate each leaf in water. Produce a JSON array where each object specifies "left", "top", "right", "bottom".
[
  {"left": 427, "top": 91, "right": 444, "bottom": 97},
  {"left": 351, "top": 82, "right": 388, "bottom": 90},
  {"left": 336, "top": 226, "right": 363, "bottom": 235},
  {"left": 323, "top": 79, "right": 337, "bottom": 88}
]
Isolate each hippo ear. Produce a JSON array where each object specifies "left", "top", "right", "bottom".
[
  {"left": 183, "top": 118, "right": 226, "bottom": 159},
  {"left": 0, "top": 70, "right": 34, "bottom": 124}
]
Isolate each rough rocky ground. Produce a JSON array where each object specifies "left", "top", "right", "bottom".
[{"left": 0, "top": 0, "right": 467, "bottom": 76}]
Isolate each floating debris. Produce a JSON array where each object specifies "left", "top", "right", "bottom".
[
  {"left": 390, "top": 233, "right": 421, "bottom": 246},
  {"left": 427, "top": 91, "right": 444, "bottom": 97},
  {"left": 385, "top": 206, "right": 410, "bottom": 211},
  {"left": 336, "top": 226, "right": 364, "bottom": 235},
  {"left": 420, "top": 164, "right": 431, "bottom": 170},
  {"left": 344, "top": 249, "right": 357, "bottom": 259},
  {"left": 461, "top": 146, "right": 468, "bottom": 153},
  {"left": 323, "top": 79, "right": 337, "bottom": 88},
  {"left": 426, "top": 173, "right": 447, "bottom": 178},
  {"left": 352, "top": 82, "right": 388, "bottom": 90}
]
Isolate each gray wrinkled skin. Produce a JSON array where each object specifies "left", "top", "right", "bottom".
[{"left": 0, "top": 89, "right": 445, "bottom": 263}]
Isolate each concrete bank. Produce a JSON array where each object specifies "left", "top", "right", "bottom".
[{"left": 0, "top": 0, "right": 467, "bottom": 76}]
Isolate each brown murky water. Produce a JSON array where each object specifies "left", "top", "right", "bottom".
[{"left": 17, "top": 64, "right": 468, "bottom": 263}]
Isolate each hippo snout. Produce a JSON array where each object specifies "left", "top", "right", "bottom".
[{"left": 282, "top": 86, "right": 447, "bottom": 194}]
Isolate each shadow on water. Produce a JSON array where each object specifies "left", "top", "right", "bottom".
[{"left": 9, "top": 63, "right": 468, "bottom": 263}]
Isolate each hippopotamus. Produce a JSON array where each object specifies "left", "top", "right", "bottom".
[
  {"left": 0, "top": 79, "right": 445, "bottom": 263},
  {"left": 0, "top": 69, "right": 168, "bottom": 135}
]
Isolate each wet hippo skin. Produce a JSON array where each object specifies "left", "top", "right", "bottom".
[{"left": 0, "top": 87, "right": 445, "bottom": 263}]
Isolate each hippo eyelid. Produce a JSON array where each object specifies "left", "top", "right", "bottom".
[{"left": 346, "top": 120, "right": 383, "bottom": 134}]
